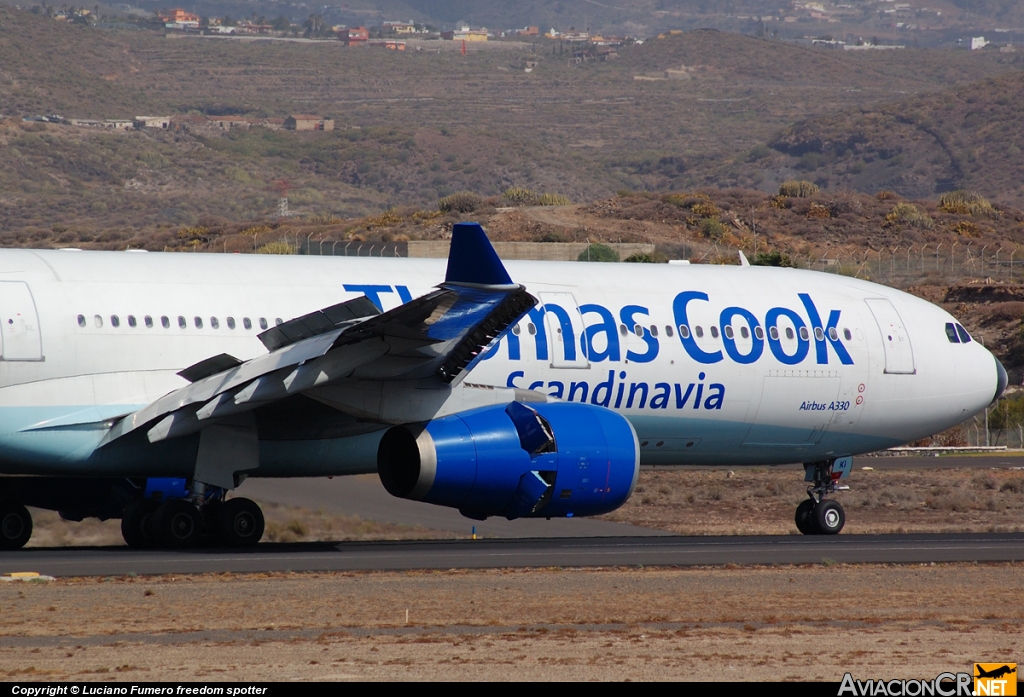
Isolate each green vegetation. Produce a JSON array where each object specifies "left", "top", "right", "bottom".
[
  {"left": 256, "top": 242, "right": 295, "bottom": 254},
  {"left": 752, "top": 251, "right": 796, "bottom": 267},
  {"left": 577, "top": 243, "right": 619, "bottom": 262}
]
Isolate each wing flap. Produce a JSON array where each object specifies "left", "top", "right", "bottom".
[{"left": 99, "top": 223, "right": 536, "bottom": 448}]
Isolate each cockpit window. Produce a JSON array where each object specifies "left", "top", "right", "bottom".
[
  {"left": 955, "top": 324, "right": 972, "bottom": 343},
  {"left": 945, "top": 322, "right": 960, "bottom": 343}
]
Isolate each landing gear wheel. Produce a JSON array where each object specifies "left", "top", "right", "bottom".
[
  {"left": 813, "top": 499, "right": 845, "bottom": 535},
  {"left": 153, "top": 499, "right": 202, "bottom": 548},
  {"left": 216, "top": 498, "right": 264, "bottom": 547},
  {"left": 121, "top": 499, "right": 160, "bottom": 549},
  {"left": 795, "top": 498, "right": 818, "bottom": 535},
  {"left": 0, "top": 503, "right": 33, "bottom": 550}
]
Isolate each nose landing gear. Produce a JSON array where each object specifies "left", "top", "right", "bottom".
[{"left": 795, "top": 459, "right": 850, "bottom": 535}]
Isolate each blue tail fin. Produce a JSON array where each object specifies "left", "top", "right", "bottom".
[{"left": 445, "top": 222, "right": 514, "bottom": 286}]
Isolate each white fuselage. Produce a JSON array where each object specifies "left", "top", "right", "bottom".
[{"left": 0, "top": 249, "right": 999, "bottom": 476}]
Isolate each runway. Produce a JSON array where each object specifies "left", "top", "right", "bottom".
[{"left": 3, "top": 533, "right": 1023, "bottom": 577}]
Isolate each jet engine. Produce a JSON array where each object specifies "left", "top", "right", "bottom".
[{"left": 377, "top": 402, "right": 639, "bottom": 520}]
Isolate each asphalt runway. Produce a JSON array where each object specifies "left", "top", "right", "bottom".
[{"left": 3, "top": 533, "right": 1023, "bottom": 577}]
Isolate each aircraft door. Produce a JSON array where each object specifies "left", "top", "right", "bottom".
[
  {"left": 538, "top": 292, "right": 589, "bottom": 369},
  {"left": 0, "top": 281, "right": 42, "bottom": 361},
  {"left": 865, "top": 298, "right": 915, "bottom": 375}
]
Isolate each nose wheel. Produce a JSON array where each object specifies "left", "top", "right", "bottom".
[
  {"left": 795, "top": 459, "right": 849, "bottom": 535},
  {"left": 795, "top": 497, "right": 845, "bottom": 535}
]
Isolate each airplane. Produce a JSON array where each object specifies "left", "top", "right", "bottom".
[{"left": 0, "top": 223, "right": 1006, "bottom": 549}]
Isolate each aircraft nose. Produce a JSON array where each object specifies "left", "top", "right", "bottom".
[{"left": 992, "top": 356, "right": 1008, "bottom": 405}]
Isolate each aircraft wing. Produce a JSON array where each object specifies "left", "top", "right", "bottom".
[{"left": 99, "top": 223, "right": 536, "bottom": 447}]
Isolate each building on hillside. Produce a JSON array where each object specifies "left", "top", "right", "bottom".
[
  {"left": 517, "top": 26, "right": 539, "bottom": 36},
  {"left": 971, "top": 36, "right": 988, "bottom": 50},
  {"left": 159, "top": 8, "right": 200, "bottom": 29},
  {"left": 208, "top": 116, "right": 252, "bottom": 130},
  {"left": 453, "top": 27, "right": 488, "bottom": 41},
  {"left": 339, "top": 26, "right": 368, "bottom": 45},
  {"left": 134, "top": 116, "right": 172, "bottom": 129},
  {"left": 383, "top": 20, "right": 415, "bottom": 34},
  {"left": 284, "top": 115, "right": 335, "bottom": 131}
]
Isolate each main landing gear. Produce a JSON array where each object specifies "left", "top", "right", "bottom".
[
  {"left": 120, "top": 492, "right": 265, "bottom": 549},
  {"left": 794, "top": 459, "right": 850, "bottom": 535}
]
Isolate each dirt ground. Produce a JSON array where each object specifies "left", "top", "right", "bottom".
[
  {"left": 24, "top": 465, "right": 1024, "bottom": 548},
  {"left": 0, "top": 564, "right": 1020, "bottom": 681}
]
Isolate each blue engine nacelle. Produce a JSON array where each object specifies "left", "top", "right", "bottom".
[{"left": 377, "top": 401, "right": 639, "bottom": 520}]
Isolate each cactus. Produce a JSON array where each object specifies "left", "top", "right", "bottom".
[
  {"left": 536, "top": 193, "right": 572, "bottom": 206},
  {"left": 502, "top": 187, "right": 538, "bottom": 205},
  {"left": 938, "top": 190, "right": 996, "bottom": 217},
  {"left": 438, "top": 192, "right": 482, "bottom": 213},
  {"left": 778, "top": 180, "right": 819, "bottom": 198}
]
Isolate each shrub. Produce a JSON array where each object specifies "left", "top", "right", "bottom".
[
  {"left": 577, "top": 243, "right": 619, "bottom": 262},
  {"left": 438, "top": 191, "right": 482, "bottom": 213},
  {"left": 536, "top": 193, "right": 572, "bottom": 206},
  {"left": 747, "top": 144, "right": 772, "bottom": 161},
  {"left": 885, "top": 202, "right": 934, "bottom": 229},
  {"left": 753, "top": 251, "right": 796, "bottom": 267},
  {"left": 256, "top": 241, "right": 295, "bottom": 254},
  {"left": 778, "top": 180, "right": 819, "bottom": 197},
  {"left": 624, "top": 252, "right": 668, "bottom": 263},
  {"left": 699, "top": 218, "right": 728, "bottom": 239},
  {"left": 952, "top": 220, "right": 980, "bottom": 237},
  {"left": 806, "top": 203, "right": 831, "bottom": 219},
  {"left": 938, "top": 190, "right": 997, "bottom": 217},
  {"left": 875, "top": 190, "right": 898, "bottom": 201},
  {"left": 691, "top": 201, "right": 721, "bottom": 218}
]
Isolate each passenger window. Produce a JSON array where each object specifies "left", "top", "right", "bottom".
[
  {"left": 94, "top": 315, "right": 103, "bottom": 328},
  {"left": 110, "top": 315, "right": 120, "bottom": 328},
  {"left": 710, "top": 326, "right": 719, "bottom": 339},
  {"left": 634, "top": 324, "right": 643, "bottom": 337},
  {"left": 77, "top": 314, "right": 86, "bottom": 328},
  {"left": 955, "top": 324, "right": 972, "bottom": 343},
  {"left": 678, "top": 325, "right": 690, "bottom": 339},
  {"left": 161, "top": 316, "right": 170, "bottom": 329},
  {"left": 695, "top": 326, "right": 704, "bottom": 338},
  {"left": 769, "top": 327, "right": 779, "bottom": 341},
  {"left": 665, "top": 325, "right": 674, "bottom": 338},
  {"left": 829, "top": 327, "right": 839, "bottom": 342},
  {"left": 799, "top": 327, "right": 809, "bottom": 341},
  {"left": 843, "top": 328, "right": 852, "bottom": 341},
  {"left": 145, "top": 316, "right": 153, "bottom": 328},
  {"left": 259, "top": 318, "right": 268, "bottom": 330},
  {"left": 740, "top": 326, "right": 749, "bottom": 339},
  {"left": 178, "top": 316, "right": 186, "bottom": 329},
  {"left": 194, "top": 317, "right": 203, "bottom": 329},
  {"left": 619, "top": 324, "right": 628, "bottom": 336},
  {"left": 512, "top": 324, "right": 521, "bottom": 336},
  {"left": 754, "top": 326, "right": 764, "bottom": 340},
  {"left": 227, "top": 317, "right": 235, "bottom": 330},
  {"left": 527, "top": 323, "right": 536, "bottom": 335},
  {"left": 210, "top": 317, "right": 219, "bottom": 329},
  {"left": 650, "top": 325, "right": 658, "bottom": 337},
  {"left": 945, "top": 323, "right": 960, "bottom": 343},
  {"left": 243, "top": 317, "right": 252, "bottom": 330},
  {"left": 275, "top": 318, "right": 283, "bottom": 326},
  {"left": 724, "top": 326, "right": 734, "bottom": 340},
  {"left": 128, "top": 315, "right": 137, "bottom": 328},
  {"left": 785, "top": 327, "right": 794, "bottom": 340},
  {"left": 814, "top": 327, "right": 824, "bottom": 341}
]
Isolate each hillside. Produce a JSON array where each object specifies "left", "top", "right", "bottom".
[{"left": 761, "top": 71, "right": 1024, "bottom": 207}]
